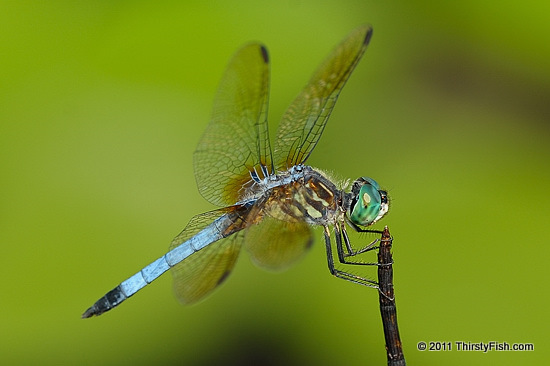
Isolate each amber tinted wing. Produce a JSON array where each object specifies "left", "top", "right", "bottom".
[
  {"left": 194, "top": 43, "right": 273, "bottom": 207},
  {"left": 244, "top": 216, "right": 313, "bottom": 271},
  {"left": 273, "top": 25, "right": 372, "bottom": 170},
  {"left": 169, "top": 208, "right": 244, "bottom": 304}
]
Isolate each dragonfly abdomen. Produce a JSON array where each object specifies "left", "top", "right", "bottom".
[{"left": 82, "top": 215, "right": 235, "bottom": 318}]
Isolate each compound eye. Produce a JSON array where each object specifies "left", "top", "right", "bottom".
[{"left": 349, "top": 180, "right": 382, "bottom": 226}]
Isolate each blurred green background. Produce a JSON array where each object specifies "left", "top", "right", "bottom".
[{"left": 1, "top": 1, "right": 548, "bottom": 365}]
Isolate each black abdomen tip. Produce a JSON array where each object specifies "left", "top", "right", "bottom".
[{"left": 81, "top": 285, "right": 127, "bottom": 318}]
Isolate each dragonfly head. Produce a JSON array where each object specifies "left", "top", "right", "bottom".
[{"left": 347, "top": 177, "right": 389, "bottom": 227}]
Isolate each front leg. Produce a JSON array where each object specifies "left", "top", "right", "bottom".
[
  {"left": 323, "top": 226, "right": 379, "bottom": 288},
  {"left": 334, "top": 223, "right": 380, "bottom": 266}
]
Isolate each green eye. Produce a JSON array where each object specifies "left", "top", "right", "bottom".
[{"left": 349, "top": 177, "right": 388, "bottom": 226}]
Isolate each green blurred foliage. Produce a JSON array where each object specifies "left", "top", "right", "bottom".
[{"left": 1, "top": 1, "right": 548, "bottom": 365}]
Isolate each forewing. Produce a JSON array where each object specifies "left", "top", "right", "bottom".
[
  {"left": 244, "top": 216, "right": 313, "bottom": 271},
  {"left": 194, "top": 43, "right": 273, "bottom": 207},
  {"left": 273, "top": 25, "right": 373, "bottom": 169},
  {"left": 170, "top": 208, "right": 244, "bottom": 304}
]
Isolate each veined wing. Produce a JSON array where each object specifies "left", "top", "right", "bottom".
[
  {"left": 273, "top": 25, "right": 373, "bottom": 170},
  {"left": 245, "top": 216, "right": 313, "bottom": 271},
  {"left": 169, "top": 206, "right": 248, "bottom": 304},
  {"left": 194, "top": 43, "right": 272, "bottom": 207}
]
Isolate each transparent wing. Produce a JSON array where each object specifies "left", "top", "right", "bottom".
[
  {"left": 273, "top": 25, "right": 373, "bottom": 170},
  {"left": 169, "top": 208, "right": 244, "bottom": 304},
  {"left": 194, "top": 43, "right": 273, "bottom": 207},
  {"left": 244, "top": 216, "right": 313, "bottom": 271}
]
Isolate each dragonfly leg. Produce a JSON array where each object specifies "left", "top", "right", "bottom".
[
  {"left": 332, "top": 224, "right": 380, "bottom": 266},
  {"left": 347, "top": 219, "right": 383, "bottom": 235},
  {"left": 343, "top": 220, "right": 394, "bottom": 257},
  {"left": 323, "top": 226, "right": 379, "bottom": 288}
]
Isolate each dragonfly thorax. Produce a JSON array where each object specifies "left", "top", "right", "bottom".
[{"left": 243, "top": 165, "right": 345, "bottom": 227}]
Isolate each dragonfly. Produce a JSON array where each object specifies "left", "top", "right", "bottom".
[{"left": 82, "top": 24, "right": 389, "bottom": 318}]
